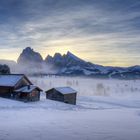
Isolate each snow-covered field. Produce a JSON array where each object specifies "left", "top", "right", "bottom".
[{"left": 0, "top": 76, "right": 140, "bottom": 140}]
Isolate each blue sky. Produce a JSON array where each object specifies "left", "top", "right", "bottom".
[{"left": 0, "top": 0, "right": 140, "bottom": 66}]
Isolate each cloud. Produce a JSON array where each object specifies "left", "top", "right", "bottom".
[{"left": 0, "top": 0, "right": 140, "bottom": 66}]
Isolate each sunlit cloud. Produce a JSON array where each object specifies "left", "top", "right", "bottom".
[{"left": 0, "top": 0, "right": 140, "bottom": 66}]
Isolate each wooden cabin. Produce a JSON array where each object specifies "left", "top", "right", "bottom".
[
  {"left": 14, "top": 85, "right": 42, "bottom": 102},
  {"left": 46, "top": 87, "right": 77, "bottom": 105},
  {"left": 0, "top": 74, "right": 42, "bottom": 102}
]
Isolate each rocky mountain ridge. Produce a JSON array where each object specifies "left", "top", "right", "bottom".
[{"left": 1, "top": 47, "right": 140, "bottom": 79}]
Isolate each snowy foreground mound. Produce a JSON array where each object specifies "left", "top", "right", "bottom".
[
  {"left": 0, "top": 95, "right": 140, "bottom": 140},
  {"left": 0, "top": 77, "right": 140, "bottom": 140}
]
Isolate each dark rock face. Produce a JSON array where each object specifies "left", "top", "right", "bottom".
[
  {"left": 45, "top": 51, "right": 88, "bottom": 67},
  {"left": 45, "top": 51, "right": 103, "bottom": 74},
  {"left": 17, "top": 47, "right": 43, "bottom": 65},
  {"left": 45, "top": 55, "right": 53, "bottom": 63},
  {"left": 45, "top": 53, "right": 64, "bottom": 67},
  {"left": 0, "top": 64, "right": 10, "bottom": 74},
  {"left": 45, "top": 51, "right": 140, "bottom": 79},
  {"left": 16, "top": 47, "right": 45, "bottom": 74}
]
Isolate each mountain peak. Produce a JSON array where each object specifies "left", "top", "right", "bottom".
[
  {"left": 17, "top": 47, "right": 43, "bottom": 64},
  {"left": 54, "top": 53, "right": 62, "bottom": 58},
  {"left": 66, "top": 51, "right": 74, "bottom": 56},
  {"left": 45, "top": 55, "right": 53, "bottom": 63},
  {"left": 66, "top": 51, "right": 83, "bottom": 62},
  {"left": 23, "top": 47, "right": 33, "bottom": 52},
  {"left": 67, "top": 51, "right": 72, "bottom": 55}
]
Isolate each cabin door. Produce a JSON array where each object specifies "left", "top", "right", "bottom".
[{"left": 19, "top": 93, "right": 28, "bottom": 100}]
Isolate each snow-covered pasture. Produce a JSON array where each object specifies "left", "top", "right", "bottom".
[
  {"left": 31, "top": 76, "right": 140, "bottom": 97},
  {"left": 0, "top": 76, "right": 140, "bottom": 140}
]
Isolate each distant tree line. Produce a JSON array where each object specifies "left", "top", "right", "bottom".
[{"left": 0, "top": 64, "right": 10, "bottom": 74}]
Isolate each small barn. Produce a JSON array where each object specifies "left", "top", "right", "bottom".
[
  {"left": 14, "top": 85, "right": 42, "bottom": 102},
  {"left": 0, "top": 74, "right": 42, "bottom": 102},
  {"left": 46, "top": 87, "right": 77, "bottom": 105}
]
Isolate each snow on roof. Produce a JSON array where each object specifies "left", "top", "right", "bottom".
[
  {"left": 54, "top": 87, "right": 77, "bottom": 94},
  {"left": 0, "top": 74, "right": 24, "bottom": 87},
  {"left": 15, "top": 85, "right": 41, "bottom": 93}
]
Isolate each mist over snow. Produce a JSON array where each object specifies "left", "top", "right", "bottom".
[{"left": 30, "top": 76, "right": 140, "bottom": 98}]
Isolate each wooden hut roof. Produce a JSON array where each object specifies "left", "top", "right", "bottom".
[
  {"left": 15, "top": 85, "right": 42, "bottom": 93},
  {"left": 0, "top": 74, "right": 32, "bottom": 87},
  {"left": 53, "top": 87, "right": 77, "bottom": 94}
]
